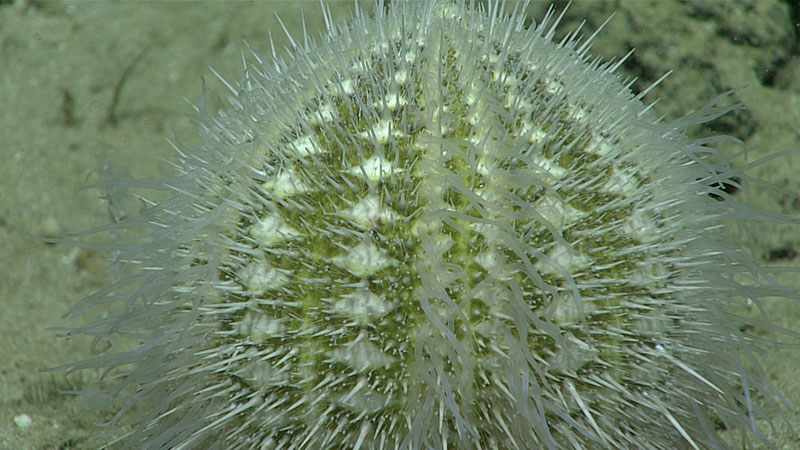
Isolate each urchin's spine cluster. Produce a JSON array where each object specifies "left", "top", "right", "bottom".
[{"left": 60, "top": 1, "right": 796, "bottom": 449}]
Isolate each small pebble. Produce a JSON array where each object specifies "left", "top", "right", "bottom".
[
  {"left": 13, "top": 413, "right": 32, "bottom": 430},
  {"left": 41, "top": 216, "right": 61, "bottom": 238}
]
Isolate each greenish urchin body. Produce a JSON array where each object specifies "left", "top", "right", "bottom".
[{"left": 62, "top": 1, "right": 797, "bottom": 450}]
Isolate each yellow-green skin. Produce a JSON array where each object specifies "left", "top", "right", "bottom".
[{"left": 71, "top": 2, "right": 790, "bottom": 449}]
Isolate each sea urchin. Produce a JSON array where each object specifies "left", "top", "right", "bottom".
[{"left": 55, "top": 1, "right": 798, "bottom": 449}]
